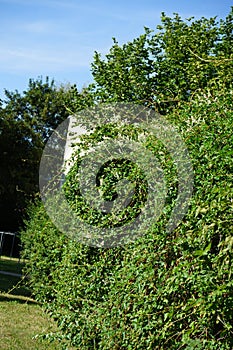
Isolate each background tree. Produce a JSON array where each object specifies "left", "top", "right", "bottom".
[{"left": 0, "top": 77, "right": 73, "bottom": 230}]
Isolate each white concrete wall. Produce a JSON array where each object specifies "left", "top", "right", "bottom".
[{"left": 63, "top": 115, "right": 87, "bottom": 174}]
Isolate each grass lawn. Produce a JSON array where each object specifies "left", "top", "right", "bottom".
[
  {"left": 0, "top": 300, "right": 63, "bottom": 350},
  {"left": 0, "top": 256, "right": 71, "bottom": 350}
]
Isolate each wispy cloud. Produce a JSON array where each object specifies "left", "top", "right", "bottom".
[
  {"left": 20, "top": 20, "right": 56, "bottom": 34},
  {"left": 0, "top": 45, "right": 94, "bottom": 73}
]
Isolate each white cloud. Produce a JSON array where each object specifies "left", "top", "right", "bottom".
[
  {"left": 0, "top": 45, "right": 94, "bottom": 73},
  {"left": 20, "top": 20, "right": 56, "bottom": 34}
]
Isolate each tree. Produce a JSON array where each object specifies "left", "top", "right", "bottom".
[
  {"left": 91, "top": 8, "right": 233, "bottom": 112},
  {"left": 0, "top": 77, "right": 72, "bottom": 230}
]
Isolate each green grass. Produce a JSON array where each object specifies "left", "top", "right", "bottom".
[
  {"left": 0, "top": 256, "right": 72, "bottom": 350},
  {"left": 0, "top": 300, "right": 63, "bottom": 350},
  {"left": 0, "top": 256, "right": 31, "bottom": 297}
]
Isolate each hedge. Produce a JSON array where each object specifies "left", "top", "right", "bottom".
[{"left": 21, "top": 87, "right": 233, "bottom": 349}]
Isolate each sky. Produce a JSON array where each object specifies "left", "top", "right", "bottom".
[{"left": 0, "top": 0, "right": 232, "bottom": 99}]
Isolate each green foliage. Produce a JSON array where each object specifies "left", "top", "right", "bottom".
[
  {"left": 63, "top": 123, "right": 151, "bottom": 229},
  {"left": 21, "top": 86, "right": 233, "bottom": 349},
  {"left": 20, "top": 9, "right": 233, "bottom": 350},
  {"left": 92, "top": 30, "right": 156, "bottom": 104},
  {"left": 92, "top": 8, "right": 233, "bottom": 112},
  {"left": 0, "top": 77, "right": 70, "bottom": 229},
  {"left": 0, "top": 77, "right": 91, "bottom": 230}
]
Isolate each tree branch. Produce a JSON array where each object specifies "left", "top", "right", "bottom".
[{"left": 188, "top": 47, "right": 233, "bottom": 63}]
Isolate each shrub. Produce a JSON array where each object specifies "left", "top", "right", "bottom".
[{"left": 21, "top": 87, "right": 233, "bottom": 349}]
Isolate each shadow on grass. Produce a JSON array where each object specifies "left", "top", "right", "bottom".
[
  {"left": 0, "top": 272, "right": 31, "bottom": 294},
  {"left": 0, "top": 256, "right": 25, "bottom": 274},
  {"left": 0, "top": 256, "right": 32, "bottom": 301}
]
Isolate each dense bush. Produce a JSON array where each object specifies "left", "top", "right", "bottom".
[{"left": 21, "top": 86, "right": 233, "bottom": 349}]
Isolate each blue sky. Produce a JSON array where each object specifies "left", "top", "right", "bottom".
[{"left": 0, "top": 0, "right": 232, "bottom": 99}]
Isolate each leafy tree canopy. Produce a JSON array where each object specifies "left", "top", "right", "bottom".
[
  {"left": 0, "top": 77, "right": 73, "bottom": 229},
  {"left": 91, "top": 8, "right": 233, "bottom": 112}
]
